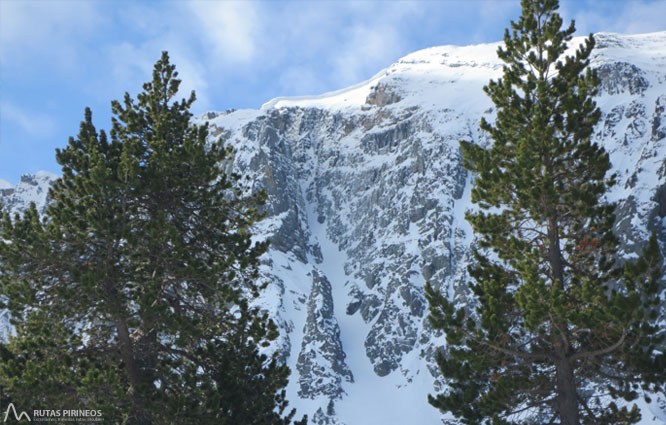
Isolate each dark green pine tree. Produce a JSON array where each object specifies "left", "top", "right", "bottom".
[
  {"left": 425, "top": 1, "right": 665, "bottom": 424},
  {"left": 0, "top": 52, "right": 305, "bottom": 425}
]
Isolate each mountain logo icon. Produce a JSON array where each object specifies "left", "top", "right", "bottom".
[{"left": 3, "top": 403, "right": 31, "bottom": 422}]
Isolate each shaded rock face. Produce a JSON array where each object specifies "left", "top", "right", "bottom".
[
  {"left": 596, "top": 62, "right": 649, "bottom": 95},
  {"left": 240, "top": 110, "right": 320, "bottom": 263},
  {"left": 3, "top": 32, "right": 666, "bottom": 424},
  {"left": 596, "top": 90, "right": 666, "bottom": 257},
  {"left": 211, "top": 103, "right": 474, "bottom": 387},
  {"left": 297, "top": 269, "right": 353, "bottom": 400},
  {"left": 365, "top": 83, "right": 402, "bottom": 107}
]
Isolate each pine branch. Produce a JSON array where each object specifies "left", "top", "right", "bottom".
[{"left": 570, "top": 329, "right": 627, "bottom": 361}]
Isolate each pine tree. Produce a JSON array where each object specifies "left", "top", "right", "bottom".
[
  {"left": 425, "top": 1, "right": 665, "bottom": 424},
  {"left": 0, "top": 52, "right": 305, "bottom": 425}
]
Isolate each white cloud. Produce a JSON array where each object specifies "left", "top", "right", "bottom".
[
  {"left": 618, "top": 1, "right": 666, "bottom": 34},
  {"left": 102, "top": 2, "right": 466, "bottom": 105},
  {"left": 561, "top": 0, "right": 666, "bottom": 37},
  {"left": 324, "top": 3, "right": 424, "bottom": 88},
  {"left": 189, "top": 1, "right": 258, "bottom": 64},
  {"left": 473, "top": 1, "right": 522, "bottom": 43},
  {"left": 168, "top": 51, "right": 211, "bottom": 114},
  {"left": 116, "top": 4, "right": 172, "bottom": 37},
  {"left": 0, "top": 101, "right": 56, "bottom": 138},
  {"left": 0, "top": 0, "right": 103, "bottom": 69},
  {"left": 106, "top": 42, "right": 155, "bottom": 92},
  {"left": 240, "top": 2, "right": 424, "bottom": 94},
  {"left": 331, "top": 24, "right": 404, "bottom": 87},
  {"left": 104, "top": 40, "right": 211, "bottom": 114},
  {"left": 277, "top": 65, "right": 326, "bottom": 96}
]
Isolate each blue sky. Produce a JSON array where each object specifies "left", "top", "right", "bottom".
[{"left": 1, "top": 0, "right": 665, "bottom": 185}]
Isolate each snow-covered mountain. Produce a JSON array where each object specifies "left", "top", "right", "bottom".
[
  {"left": 0, "top": 171, "right": 58, "bottom": 217},
  {"left": 2, "top": 32, "right": 665, "bottom": 424}
]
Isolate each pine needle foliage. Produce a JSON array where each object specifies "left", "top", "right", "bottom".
[
  {"left": 425, "top": 1, "right": 665, "bottom": 424},
  {"left": 0, "top": 52, "right": 305, "bottom": 425}
]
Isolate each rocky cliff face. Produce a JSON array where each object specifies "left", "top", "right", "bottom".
[{"left": 2, "top": 32, "right": 665, "bottom": 424}]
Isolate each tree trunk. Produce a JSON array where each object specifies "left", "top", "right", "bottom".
[
  {"left": 547, "top": 212, "right": 579, "bottom": 424},
  {"left": 115, "top": 317, "right": 153, "bottom": 425},
  {"left": 556, "top": 357, "right": 580, "bottom": 425},
  {"left": 547, "top": 214, "right": 564, "bottom": 287},
  {"left": 105, "top": 277, "right": 152, "bottom": 425}
]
